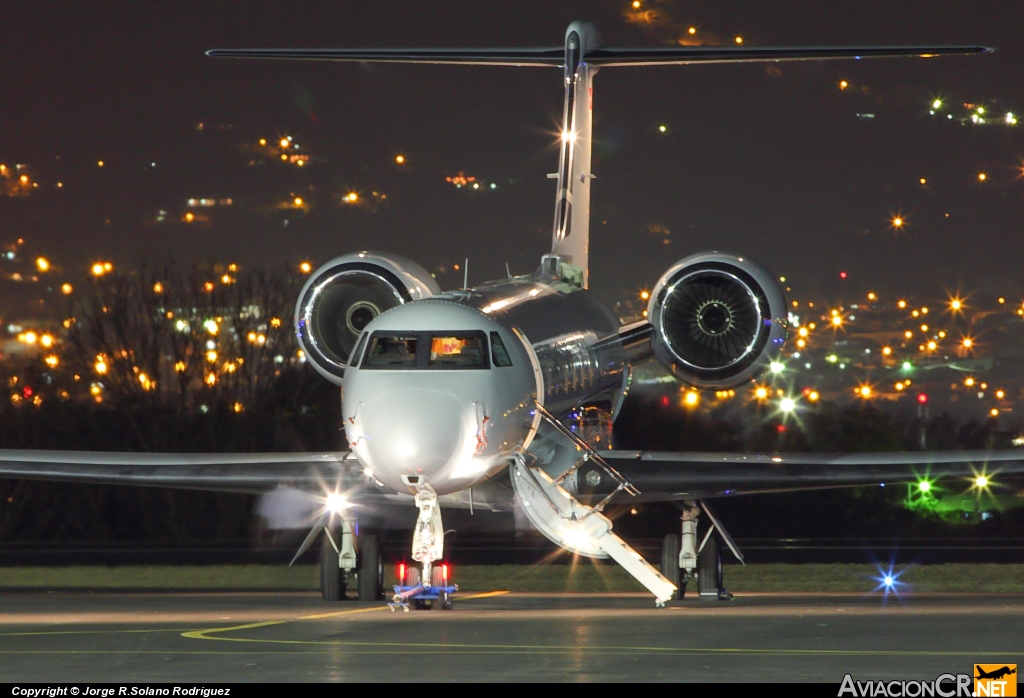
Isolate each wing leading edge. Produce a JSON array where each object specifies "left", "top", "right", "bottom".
[
  {"left": 0, "top": 450, "right": 353, "bottom": 495},
  {"left": 579, "top": 449, "right": 1024, "bottom": 501}
]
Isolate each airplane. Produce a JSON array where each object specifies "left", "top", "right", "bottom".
[
  {"left": 1, "top": 21, "right": 1019, "bottom": 607},
  {"left": 976, "top": 667, "right": 1017, "bottom": 681}
]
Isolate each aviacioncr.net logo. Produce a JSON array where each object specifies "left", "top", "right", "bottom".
[{"left": 838, "top": 674, "right": 973, "bottom": 697}]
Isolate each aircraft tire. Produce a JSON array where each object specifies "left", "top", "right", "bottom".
[
  {"left": 660, "top": 534, "right": 684, "bottom": 599},
  {"left": 697, "top": 533, "right": 722, "bottom": 597},
  {"left": 319, "top": 534, "right": 345, "bottom": 602},
  {"left": 357, "top": 534, "right": 383, "bottom": 601}
]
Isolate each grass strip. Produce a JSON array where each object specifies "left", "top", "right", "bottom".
[{"left": 0, "top": 563, "right": 1020, "bottom": 593}]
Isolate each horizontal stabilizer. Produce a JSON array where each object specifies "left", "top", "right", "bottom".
[
  {"left": 206, "top": 47, "right": 564, "bottom": 66},
  {"left": 583, "top": 45, "right": 993, "bottom": 66},
  {"left": 207, "top": 45, "right": 992, "bottom": 68}
]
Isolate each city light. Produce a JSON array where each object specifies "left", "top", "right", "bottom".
[
  {"left": 35, "top": 257, "right": 49, "bottom": 272},
  {"left": 39, "top": 334, "right": 54, "bottom": 348},
  {"left": 640, "top": 290, "right": 650, "bottom": 300},
  {"left": 658, "top": 124, "right": 667, "bottom": 133},
  {"left": 293, "top": 197, "right": 303, "bottom": 206},
  {"left": 769, "top": 361, "right": 785, "bottom": 374},
  {"left": 897, "top": 300, "right": 907, "bottom": 309},
  {"left": 807, "top": 390, "right": 820, "bottom": 402},
  {"left": 683, "top": 391, "right": 699, "bottom": 407},
  {"left": 978, "top": 172, "right": 987, "bottom": 182},
  {"left": 892, "top": 216, "right": 904, "bottom": 229},
  {"left": 950, "top": 298, "right": 963, "bottom": 311},
  {"left": 917, "top": 479, "right": 932, "bottom": 493},
  {"left": 990, "top": 408, "right": 1000, "bottom": 417},
  {"left": 44, "top": 355, "right": 59, "bottom": 368},
  {"left": 734, "top": 36, "right": 743, "bottom": 44},
  {"left": 965, "top": 377, "right": 975, "bottom": 387},
  {"left": 754, "top": 386, "right": 769, "bottom": 400},
  {"left": 300, "top": 262, "right": 313, "bottom": 274},
  {"left": 882, "top": 346, "right": 892, "bottom": 356},
  {"left": 688, "top": 26, "right": 696, "bottom": 35},
  {"left": 280, "top": 138, "right": 290, "bottom": 148},
  {"left": 932, "top": 99, "right": 942, "bottom": 110},
  {"left": 153, "top": 282, "right": 163, "bottom": 294},
  {"left": 831, "top": 315, "right": 842, "bottom": 327},
  {"left": 974, "top": 475, "right": 989, "bottom": 489},
  {"left": 94, "top": 358, "right": 108, "bottom": 375},
  {"left": 839, "top": 80, "right": 848, "bottom": 90},
  {"left": 61, "top": 283, "right": 72, "bottom": 295},
  {"left": 395, "top": 155, "right": 405, "bottom": 164},
  {"left": 962, "top": 337, "right": 973, "bottom": 349},
  {"left": 779, "top": 397, "right": 796, "bottom": 412},
  {"left": 857, "top": 385, "right": 872, "bottom": 399}
]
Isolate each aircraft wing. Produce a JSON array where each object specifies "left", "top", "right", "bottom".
[
  {"left": 0, "top": 450, "right": 355, "bottom": 495},
  {"left": 577, "top": 449, "right": 1024, "bottom": 502}
]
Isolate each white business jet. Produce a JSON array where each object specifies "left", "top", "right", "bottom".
[{"left": 1, "top": 22, "right": 1014, "bottom": 606}]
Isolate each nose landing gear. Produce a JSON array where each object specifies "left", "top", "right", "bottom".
[{"left": 389, "top": 485, "right": 458, "bottom": 612}]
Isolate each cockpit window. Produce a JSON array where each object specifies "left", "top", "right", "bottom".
[
  {"left": 349, "top": 331, "right": 368, "bottom": 367},
  {"left": 429, "top": 333, "right": 487, "bottom": 368},
  {"left": 490, "top": 332, "right": 513, "bottom": 367},
  {"left": 364, "top": 335, "right": 419, "bottom": 367},
  {"left": 361, "top": 331, "right": 490, "bottom": 370}
]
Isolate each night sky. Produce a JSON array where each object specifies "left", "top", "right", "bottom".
[{"left": 3, "top": 0, "right": 1024, "bottom": 306}]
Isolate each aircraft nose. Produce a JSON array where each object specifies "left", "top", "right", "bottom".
[{"left": 361, "top": 389, "right": 471, "bottom": 487}]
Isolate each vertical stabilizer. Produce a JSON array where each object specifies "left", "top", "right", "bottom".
[{"left": 550, "top": 22, "right": 600, "bottom": 289}]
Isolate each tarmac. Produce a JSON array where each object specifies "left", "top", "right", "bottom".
[{"left": 0, "top": 590, "right": 1021, "bottom": 682}]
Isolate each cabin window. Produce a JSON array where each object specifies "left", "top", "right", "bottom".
[{"left": 490, "top": 332, "right": 513, "bottom": 367}]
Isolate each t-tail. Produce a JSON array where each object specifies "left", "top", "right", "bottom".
[{"left": 207, "top": 25, "right": 991, "bottom": 290}]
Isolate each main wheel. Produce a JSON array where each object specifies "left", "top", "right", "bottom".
[
  {"left": 660, "top": 534, "right": 685, "bottom": 600},
  {"left": 319, "top": 533, "right": 345, "bottom": 602},
  {"left": 357, "top": 534, "right": 383, "bottom": 601},
  {"left": 697, "top": 532, "right": 723, "bottom": 598}
]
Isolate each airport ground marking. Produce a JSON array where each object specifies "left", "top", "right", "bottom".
[
  {"left": 1, "top": 648, "right": 1023, "bottom": 657},
  {"left": 180, "top": 590, "right": 511, "bottom": 641}
]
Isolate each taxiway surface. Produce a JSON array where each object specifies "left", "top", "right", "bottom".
[{"left": 0, "top": 591, "right": 1019, "bottom": 682}]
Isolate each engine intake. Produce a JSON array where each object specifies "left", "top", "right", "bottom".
[
  {"left": 647, "top": 252, "right": 787, "bottom": 389},
  {"left": 295, "top": 252, "right": 439, "bottom": 384}
]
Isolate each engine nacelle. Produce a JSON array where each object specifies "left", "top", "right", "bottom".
[
  {"left": 295, "top": 251, "right": 440, "bottom": 385},
  {"left": 647, "top": 251, "right": 788, "bottom": 389}
]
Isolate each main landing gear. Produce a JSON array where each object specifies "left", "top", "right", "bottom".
[
  {"left": 318, "top": 517, "right": 384, "bottom": 602},
  {"left": 660, "top": 501, "right": 738, "bottom": 601}
]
